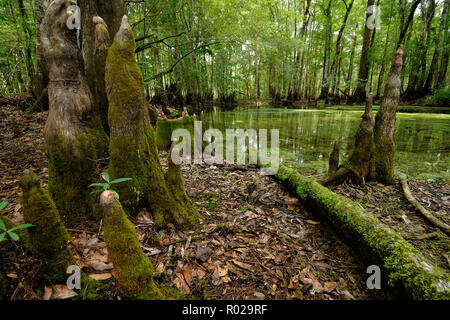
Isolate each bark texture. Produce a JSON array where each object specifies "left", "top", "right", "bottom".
[
  {"left": 79, "top": 0, "right": 125, "bottom": 96},
  {"left": 41, "top": 0, "right": 108, "bottom": 225},
  {"left": 373, "top": 46, "right": 404, "bottom": 184},
  {"left": 324, "top": 93, "right": 375, "bottom": 186},
  {"left": 93, "top": 16, "right": 110, "bottom": 134}
]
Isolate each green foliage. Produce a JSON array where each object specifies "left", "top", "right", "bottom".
[
  {"left": 425, "top": 88, "right": 450, "bottom": 106},
  {"left": 89, "top": 172, "right": 132, "bottom": 200},
  {"left": 0, "top": 200, "right": 32, "bottom": 243}
]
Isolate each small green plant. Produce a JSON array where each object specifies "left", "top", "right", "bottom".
[
  {"left": 89, "top": 172, "right": 132, "bottom": 200},
  {"left": 0, "top": 201, "right": 33, "bottom": 243}
]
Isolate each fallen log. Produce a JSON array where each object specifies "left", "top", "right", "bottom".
[
  {"left": 272, "top": 165, "right": 449, "bottom": 300},
  {"left": 400, "top": 180, "right": 450, "bottom": 236}
]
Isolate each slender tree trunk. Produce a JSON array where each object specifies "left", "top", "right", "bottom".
[
  {"left": 327, "top": 0, "right": 355, "bottom": 101},
  {"left": 353, "top": 0, "right": 375, "bottom": 103},
  {"left": 320, "top": 0, "right": 333, "bottom": 100},
  {"left": 424, "top": 0, "right": 449, "bottom": 94},
  {"left": 437, "top": 0, "right": 450, "bottom": 89},
  {"left": 16, "top": 0, "right": 34, "bottom": 91},
  {"left": 345, "top": 26, "right": 358, "bottom": 98},
  {"left": 32, "top": 0, "right": 49, "bottom": 109}
]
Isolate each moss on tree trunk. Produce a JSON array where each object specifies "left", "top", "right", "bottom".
[
  {"left": 325, "top": 94, "right": 375, "bottom": 185},
  {"left": 156, "top": 116, "right": 196, "bottom": 151},
  {"left": 105, "top": 16, "right": 199, "bottom": 229},
  {"left": 19, "top": 170, "right": 75, "bottom": 284}
]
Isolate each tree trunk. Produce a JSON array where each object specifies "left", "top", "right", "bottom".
[
  {"left": 424, "top": 0, "right": 449, "bottom": 94},
  {"left": 345, "top": 27, "right": 358, "bottom": 98},
  {"left": 327, "top": 0, "right": 355, "bottom": 101},
  {"left": 373, "top": 46, "right": 404, "bottom": 185},
  {"left": 353, "top": 0, "right": 375, "bottom": 103},
  {"left": 320, "top": 0, "right": 333, "bottom": 101},
  {"left": 105, "top": 16, "right": 199, "bottom": 229},
  {"left": 324, "top": 93, "right": 375, "bottom": 186},
  {"left": 93, "top": 16, "right": 110, "bottom": 134},
  {"left": 41, "top": 0, "right": 108, "bottom": 226},
  {"left": 436, "top": 0, "right": 450, "bottom": 89},
  {"left": 16, "top": 0, "right": 34, "bottom": 92},
  {"left": 79, "top": 0, "right": 125, "bottom": 121},
  {"left": 32, "top": 0, "right": 49, "bottom": 105}
]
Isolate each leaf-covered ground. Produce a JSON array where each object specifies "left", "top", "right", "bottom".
[{"left": 7, "top": 103, "right": 447, "bottom": 300}]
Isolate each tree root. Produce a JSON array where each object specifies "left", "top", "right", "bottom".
[{"left": 400, "top": 180, "right": 450, "bottom": 236}]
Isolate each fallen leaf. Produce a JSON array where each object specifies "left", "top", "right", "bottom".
[
  {"left": 52, "top": 285, "right": 78, "bottom": 300},
  {"left": 231, "top": 259, "right": 253, "bottom": 271},
  {"left": 305, "top": 220, "right": 320, "bottom": 225},
  {"left": 43, "top": 286, "right": 52, "bottom": 300},
  {"left": 324, "top": 281, "right": 338, "bottom": 293},
  {"left": 254, "top": 292, "right": 265, "bottom": 299},
  {"left": 88, "top": 273, "right": 112, "bottom": 281}
]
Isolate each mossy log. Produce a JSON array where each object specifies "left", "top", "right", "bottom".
[
  {"left": 105, "top": 16, "right": 198, "bottom": 229},
  {"left": 274, "top": 165, "right": 449, "bottom": 300},
  {"left": 100, "top": 191, "right": 183, "bottom": 300},
  {"left": 156, "top": 116, "right": 196, "bottom": 151},
  {"left": 41, "top": 0, "right": 108, "bottom": 226},
  {"left": 19, "top": 170, "right": 76, "bottom": 284}
]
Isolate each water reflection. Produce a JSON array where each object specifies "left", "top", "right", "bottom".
[{"left": 204, "top": 108, "right": 450, "bottom": 180}]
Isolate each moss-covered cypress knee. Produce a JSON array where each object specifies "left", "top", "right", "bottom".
[
  {"left": 105, "top": 15, "right": 196, "bottom": 229},
  {"left": 19, "top": 170, "right": 75, "bottom": 283},
  {"left": 100, "top": 191, "right": 163, "bottom": 300}
]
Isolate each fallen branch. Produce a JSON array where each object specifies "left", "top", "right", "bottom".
[{"left": 400, "top": 180, "right": 450, "bottom": 236}]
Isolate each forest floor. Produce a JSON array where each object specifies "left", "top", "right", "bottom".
[{"left": 0, "top": 102, "right": 447, "bottom": 300}]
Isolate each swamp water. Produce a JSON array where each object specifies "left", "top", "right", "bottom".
[{"left": 204, "top": 107, "right": 449, "bottom": 181}]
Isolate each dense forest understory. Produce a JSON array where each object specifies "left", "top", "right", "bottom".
[{"left": 0, "top": 0, "right": 449, "bottom": 301}]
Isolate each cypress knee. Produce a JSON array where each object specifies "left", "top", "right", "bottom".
[{"left": 19, "top": 170, "right": 75, "bottom": 283}]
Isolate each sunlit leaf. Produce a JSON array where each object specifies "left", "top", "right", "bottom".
[
  {"left": 102, "top": 172, "right": 110, "bottom": 183},
  {"left": 8, "top": 231, "right": 19, "bottom": 241},
  {"left": 110, "top": 178, "right": 132, "bottom": 184}
]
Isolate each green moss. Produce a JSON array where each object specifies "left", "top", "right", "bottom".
[
  {"left": 46, "top": 127, "right": 107, "bottom": 226},
  {"left": 165, "top": 148, "right": 200, "bottom": 227},
  {"left": 156, "top": 117, "right": 196, "bottom": 151},
  {"left": 373, "top": 136, "right": 396, "bottom": 185},
  {"left": 19, "top": 171, "right": 76, "bottom": 284},
  {"left": 102, "top": 193, "right": 164, "bottom": 299},
  {"left": 272, "top": 165, "right": 450, "bottom": 300},
  {"left": 105, "top": 18, "right": 198, "bottom": 229}
]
